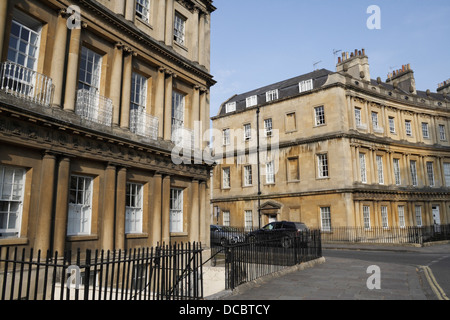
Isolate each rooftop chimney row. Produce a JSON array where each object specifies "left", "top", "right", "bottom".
[
  {"left": 337, "top": 48, "right": 366, "bottom": 64},
  {"left": 387, "top": 64, "right": 412, "bottom": 80}
]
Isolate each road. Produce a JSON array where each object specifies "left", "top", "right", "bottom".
[{"left": 223, "top": 243, "right": 450, "bottom": 300}]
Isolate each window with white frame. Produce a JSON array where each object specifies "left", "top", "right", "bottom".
[
  {"left": 355, "top": 108, "right": 362, "bottom": 127},
  {"left": 266, "top": 89, "right": 278, "bottom": 102},
  {"left": 410, "top": 160, "right": 418, "bottom": 186},
  {"left": 444, "top": 163, "right": 450, "bottom": 186},
  {"left": 359, "top": 153, "right": 367, "bottom": 183},
  {"left": 170, "top": 188, "right": 183, "bottom": 233},
  {"left": 363, "top": 206, "right": 371, "bottom": 229},
  {"left": 135, "top": 0, "right": 150, "bottom": 22},
  {"left": 222, "top": 128, "right": 230, "bottom": 146},
  {"left": 398, "top": 206, "right": 406, "bottom": 228},
  {"left": 7, "top": 16, "right": 41, "bottom": 71},
  {"left": 264, "top": 118, "right": 273, "bottom": 137},
  {"left": 222, "top": 167, "right": 230, "bottom": 188},
  {"left": 244, "top": 210, "right": 253, "bottom": 230},
  {"left": 439, "top": 125, "right": 447, "bottom": 141},
  {"left": 244, "top": 165, "right": 252, "bottom": 186},
  {"left": 246, "top": 95, "right": 257, "bottom": 108},
  {"left": 266, "top": 161, "right": 275, "bottom": 184},
  {"left": 393, "top": 158, "right": 401, "bottom": 185},
  {"left": 376, "top": 155, "right": 384, "bottom": 184},
  {"left": 422, "top": 123, "right": 429, "bottom": 139},
  {"left": 0, "top": 166, "right": 25, "bottom": 238},
  {"left": 244, "top": 124, "right": 251, "bottom": 141},
  {"left": 320, "top": 207, "right": 331, "bottom": 232},
  {"left": 172, "top": 91, "right": 185, "bottom": 135},
  {"left": 371, "top": 112, "right": 379, "bottom": 129},
  {"left": 225, "top": 102, "right": 236, "bottom": 113},
  {"left": 125, "top": 183, "right": 143, "bottom": 234},
  {"left": 299, "top": 79, "right": 313, "bottom": 93},
  {"left": 68, "top": 175, "right": 93, "bottom": 236},
  {"left": 415, "top": 205, "right": 423, "bottom": 227},
  {"left": 389, "top": 117, "right": 396, "bottom": 133},
  {"left": 317, "top": 154, "right": 329, "bottom": 178},
  {"left": 131, "top": 72, "right": 147, "bottom": 111},
  {"left": 222, "top": 211, "right": 230, "bottom": 226},
  {"left": 405, "top": 120, "right": 412, "bottom": 136},
  {"left": 381, "top": 206, "right": 389, "bottom": 228},
  {"left": 78, "top": 47, "right": 102, "bottom": 92},
  {"left": 173, "top": 12, "right": 186, "bottom": 45},
  {"left": 314, "top": 106, "right": 326, "bottom": 126},
  {"left": 426, "top": 162, "right": 435, "bottom": 187}
]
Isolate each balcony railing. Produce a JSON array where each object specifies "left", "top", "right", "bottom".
[
  {"left": 0, "top": 61, "right": 54, "bottom": 106},
  {"left": 76, "top": 89, "right": 113, "bottom": 126},
  {"left": 130, "top": 108, "right": 159, "bottom": 140},
  {"left": 172, "top": 126, "right": 194, "bottom": 150}
]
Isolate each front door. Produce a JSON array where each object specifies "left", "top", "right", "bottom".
[{"left": 432, "top": 205, "right": 441, "bottom": 232}]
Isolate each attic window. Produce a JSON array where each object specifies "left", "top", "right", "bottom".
[
  {"left": 225, "top": 102, "right": 236, "bottom": 113},
  {"left": 246, "top": 95, "right": 257, "bottom": 108},
  {"left": 266, "top": 90, "right": 278, "bottom": 102},
  {"left": 299, "top": 79, "right": 313, "bottom": 93}
]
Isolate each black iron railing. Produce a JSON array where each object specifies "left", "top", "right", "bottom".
[{"left": 0, "top": 242, "right": 203, "bottom": 301}]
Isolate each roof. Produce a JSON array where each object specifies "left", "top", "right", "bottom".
[{"left": 217, "top": 69, "right": 334, "bottom": 116}]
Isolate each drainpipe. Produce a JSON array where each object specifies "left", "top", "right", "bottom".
[{"left": 256, "top": 106, "right": 261, "bottom": 229}]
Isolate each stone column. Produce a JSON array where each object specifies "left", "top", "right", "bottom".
[
  {"left": 198, "top": 11, "right": 205, "bottom": 67},
  {"left": 192, "top": 7, "right": 200, "bottom": 62},
  {"left": 163, "top": 72, "right": 173, "bottom": 140},
  {"left": 200, "top": 89, "right": 209, "bottom": 149},
  {"left": 189, "top": 180, "right": 199, "bottom": 242},
  {"left": 0, "top": 0, "right": 8, "bottom": 60},
  {"left": 154, "top": 67, "right": 165, "bottom": 138},
  {"left": 161, "top": 175, "right": 171, "bottom": 244},
  {"left": 124, "top": 0, "right": 135, "bottom": 21},
  {"left": 53, "top": 156, "right": 71, "bottom": 254},
  {"left": 120, "top": 50, "right": 133, "bottom": 129},
  {"left": 50, "top": 11, "right": 69, "bottom": 108},
  {"left": 63, "top": 27, "right": 82, "bottom": 112},
  {"left": 111, "top": 43, "right": 124, "bottom": 126},
  {"left": 165, "top": 0, "right": 174, "bottom": 46},
  {"left": 115, "top": 167, "right": 127, "bottom": 250},
  {"left": 192, "top": 86, "right": 200, "bottom": 149},
  {"left": 35, "top": 152, "right": 57, "bottom": 254},
  {"left": 199, "top": 181, "right": 207, "bottom": 245},
  {"left": 151, "top": 174, "right": 163, "bottom": 246},
  {"left": 102, "top": 164, "right": 117, "bottom": 252}
]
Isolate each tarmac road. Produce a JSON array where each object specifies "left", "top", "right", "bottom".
[{"left": 221, "top": 243, "right": 450, "bottom": 300}]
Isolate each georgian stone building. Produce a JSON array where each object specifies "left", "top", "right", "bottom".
[
  {"left": 0, "top": 0, "right": 215, "bottom": 254},
  {"left": 211, "top": 49, "right": 450, "bottom": 232}
]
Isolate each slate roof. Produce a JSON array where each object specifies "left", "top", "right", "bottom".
[{"left": 218, "top": 69, "right": 334, "bottom": 116}]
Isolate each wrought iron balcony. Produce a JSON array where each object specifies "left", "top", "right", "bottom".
[
  {"left": 130, "top": 108, "right": 159, "bottom": 140},
  {"left": 75, "top": 89, "right": 113, "bottom": 126},
  {"left": 0, "top": 61, "right": 54, "bottom": 106}
]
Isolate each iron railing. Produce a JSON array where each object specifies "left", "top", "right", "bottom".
[
  {"left": 0, "top": 61, "right": 54, "bottom": 106},
  {"left": 0, "top": 243, "right": 203, "bottom": 301},
  {"left": 321, "top": 224, "right": 450, "bottom": 245},
  {"left": 210, "top": 228, "right": 322, "bottom": 290},
  {"left": 130, "top": 108, "right": 159, "bottom": 140},
  {"left": 75, "top": 89, "right": 113, "bottom": 126}
]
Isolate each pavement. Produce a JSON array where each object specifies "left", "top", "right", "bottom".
[{"left": 207, "top": 241, "right": 450, "bottom": 301}]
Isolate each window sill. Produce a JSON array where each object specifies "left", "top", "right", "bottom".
[
  {"left": 0, "top": 237, "right": 28, "bottom": 246},
  {"left": 126, "top": 233, "right": 149, "bottom": 239},
  {"left": 174, "top": 40, "right": 188, "bottom": 53},
  {"left": 67, "top": 234, "right": 99, "bottom": 242},
  {"left": 170, "top": 232, "right": 188, "bottom": 237}
]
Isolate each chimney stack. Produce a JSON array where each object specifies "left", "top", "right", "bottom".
[
  {"left": 336, "top": 48, "right": 370, "bottom": 81},
  {"left": 386, "top": 64, "right": 416, "bottom": 94},
  {"left": 437, "top": 78, "right": 450, "bottom": 95}
]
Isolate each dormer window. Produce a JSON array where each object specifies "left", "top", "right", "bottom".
[
  {"left": 246, "top": 95, "right": 257, "bottom": 108},
  {"left": 225, "top": 102, "right": 236, "bottom": 113},
  {"left": 299, "top": 79, "right": 313, "bottom": 93},
  {"left": 266, "top": 89, "right": 278, "bottom": 102}
]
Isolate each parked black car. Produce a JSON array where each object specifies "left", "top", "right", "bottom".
[
  {"left": 210, "top": 225, "right": 246, "bottom": 246},
  {"left": 246, "top": 221, "right": 309, "bottom": 248}
]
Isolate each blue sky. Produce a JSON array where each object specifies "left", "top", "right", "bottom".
[{"left": 209, "top": 0, "right": 450, "bottom": 117}]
